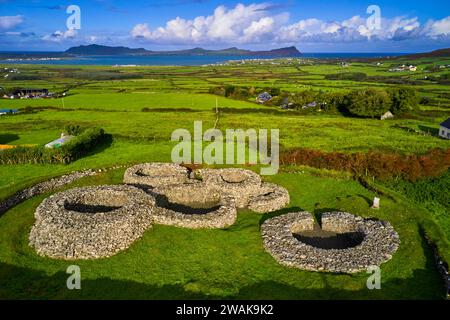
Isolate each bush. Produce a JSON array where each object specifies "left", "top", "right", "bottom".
[
  {"left": 389, "top": 88, "right": 419, "bottom": 114},
  {"left": 345, "top": 89, "right": 391, "bottom": 118},
  {"left": 325, "top": 72, "right": 367, "bottom": 81},
  {"left": 291, "top": 90, "right": 318, "bottom": 107},
  {"left": 280, "top": 148, "right": 450, "bottom": 181},
  {"left": 0, "top": 127, "right": 108, "bottom": 164},
  {"left": 65, "top": 124, "right": 83, "bottom": 136},
  {"left": 209, "top": 85, "right": 280, "bottom": 101}
]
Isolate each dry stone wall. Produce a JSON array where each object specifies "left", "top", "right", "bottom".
[
  {"left": 29, "top": 185, "right": 155, "bottom": 260},
  {"left": 261, "top": 211, "right": 400, "bottom": 273},
  {"left": 152, "top": 183, "right": 237, "bottom": 229}
]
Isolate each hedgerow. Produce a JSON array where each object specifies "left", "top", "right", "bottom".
[
  {"left": 280, "top": 148, "right": 450, "bottom": 181},
  {"left": 0, "top": 127, "right": 108, "bottom": 165}
]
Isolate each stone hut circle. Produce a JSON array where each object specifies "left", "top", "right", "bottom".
[
  {"left": 197, "top": 168, "right": 263, "bottom": 208},
  {"left": 151, "top": 183, "right": 237, "bottom": 229},
  {"left": 29, "top": 185, "right": 155, "bottom": 260},
  {"left": 27, "top": 162, "right": 400, "bottom": 266},
  {"left": 123, "top": 162, "right": 191, "bottom": 188},
  {"left": 248, "top": 182, "right": 290, "bottom": 213},
  {"left": 261, "top": 211, "right": 400, "bottom": 273},
  {"left": 123, "top": 163, "right": 290, "bottom": 214}
]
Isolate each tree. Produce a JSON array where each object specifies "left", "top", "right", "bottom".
[
  {"left": 389, "top": 87, "right": 419, "bottom": 114},
  {"left": 291, "top": 90, "right": 317, "bottom": 108},
  {"left": 346, "top": 89, "right": 391, "bottom": 118}
]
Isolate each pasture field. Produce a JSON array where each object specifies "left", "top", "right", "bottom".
[{"left": 0, "top": 57, "right": 449, "bottom": 299}]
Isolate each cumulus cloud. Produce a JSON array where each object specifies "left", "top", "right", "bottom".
[
  {"left": 425, "top": 16, "right": 450, "bottom": 37},
  {"left": 42, "top": 29, "right": 77, "bottom": 42},
  {"left": 131, "top": 3, "right": 286, "bottom": 44},
  {"left": 131, "top": 3, "right": 450, "bottom": 45},
  {"left": 0, "top": 15, "right": 24, "bottom": 30}
]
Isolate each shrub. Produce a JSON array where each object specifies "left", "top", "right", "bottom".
[
  {"left": 0, "top": 127, "right": 108, "bottom": 165},
  {"left": 345, "top": 89, "right": 391, "bottom": 118},
  {"left": 65, "top": 124, "right": 83, "bottom": 136},
  {"left": 389, "top": 88, "right": 419, "bottom": 114},
  {"left": 325, "top": 72, "right": 367, "bottom": 81},
  {"left": 280, "top": 148, "right": 450, "bottom": 181}
]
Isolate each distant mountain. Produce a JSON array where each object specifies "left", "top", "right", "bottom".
[
  {"left": 65, "top": 44, "right": 302, "bottom": 57},
  {"left": 65, "top": 44, "right": 148, "bottom": 55},
  {"left": 399, "top": 48, "right": 450, "bottom": 59}
]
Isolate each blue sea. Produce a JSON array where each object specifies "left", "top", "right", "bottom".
[{"left": 0, "top": 52, "right": 405, "bottom": 66}]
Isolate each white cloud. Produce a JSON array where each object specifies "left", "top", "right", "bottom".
[
  {"left": 425, "top": 16, "right": 450, "bottom": 37},
  {"left": 0, "top": 15, "right": 24, "bottom": 30},
  {"left": 131, "top": 3, "right": 284, "bottom": 44},
  {"left": 130, "top": 3, "right": 450, "bottom": 46},
  {"left": 42, "top": 29, "right": 77, "bottom": 42}
]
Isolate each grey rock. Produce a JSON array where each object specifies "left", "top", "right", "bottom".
[
  {"left": 29, "top": 185, "right": 155, "bottom": 260},
  {"left": 261, "top": 211, "right": 400, "bottom": 274}
]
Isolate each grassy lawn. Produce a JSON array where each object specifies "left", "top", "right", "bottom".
[
  {"left": 0, "top": 59, "right": 449, "bottom": 299},
  {"left": 0, "top": 168, "right": 444, "bottom": 299}
]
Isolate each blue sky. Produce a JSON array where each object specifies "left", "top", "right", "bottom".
[{"left": 0, "top": 0, "right": 449, "bottom": 52}]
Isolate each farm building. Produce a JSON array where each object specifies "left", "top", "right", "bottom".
[
  {"left": 256, "top": 92, "right": 272, "bottom": 104},
  {"left": 439, "top": 118, "right": 450, "bottom": 139},
  {"left": 389, "top": 65, "right": 417, "bottom": 72},
  {"left": 11, "top": 88, "right": 51, "bottom": 99}
]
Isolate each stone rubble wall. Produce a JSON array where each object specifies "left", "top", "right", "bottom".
[
  {"left": 124, "top": 164, "right": 291, "bottom": 214},
  {"left": 15, "top": 163, "right": 293, "bottom": 260},
  {"left": 321, "top": 212, "right": 359, "bottom": 233},
  {"left": 29, "top": 185, "right": 155, "bottom": 260},
  {"left": 152, "top": 183, "right": 237, "bottom": 229},
  {"left": 247, "top": 182, "right": 290, "bottom": 213},
  {"left": 196, "top": 168, "right": 262, "bottom": 208},
  {"left": 261, "top": 211, "right": 400, "bottom": 273},
  {"left": 0, "top": 170, "right": 97, "bottom": 215},
  {"left": 123, "top": 163, "right": 190, "bottom": 188}
]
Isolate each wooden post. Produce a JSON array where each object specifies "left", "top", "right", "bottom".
[{"left": 214, "top": 97, "right": 220, "bottom": 129}]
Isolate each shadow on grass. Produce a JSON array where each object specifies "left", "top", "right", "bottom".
[
  {"left": 0, "top": 214, "right": 445, "bottom": 300},
  {"left": 0, "top": 259, "right": 444, "bottom": 299},
  {"left": 0, "top": 134, "right": 19, "bottom": 144},
  {"left": 81, "top": 134, "right": 113, "bottom": 158},
  {"left": 259, "top": 206, "right": 304, "bottom": 226}
]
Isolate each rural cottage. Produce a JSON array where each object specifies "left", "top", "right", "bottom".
[{"left": 439, "top": 118, "right": 450, "bottom": 139}]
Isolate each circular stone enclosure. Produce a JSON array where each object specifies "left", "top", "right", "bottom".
[
  {"left": 261, "top": 212, "right": 400, "bottom": 273},
  {"left": 124, "top": 163, "right": 190, "bottom": 188},
  {"left": 152, "top": 183, "right": 237, "bottom": 229},
  {"left": 29, "top": 185, "right": 155, "bottom": 260},
  {"left": 197, "top": 168, "right": 262, "bottom": 208},
  {"left": 248, "top": 182, "right": 290, "bottom": 213}
]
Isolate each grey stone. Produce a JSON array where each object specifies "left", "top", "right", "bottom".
[
  {"left": 151, "top": 183, "right": 237, "bottom": 229},
  {"left": 196, "top": 168, "right": 262, "bottom": 208},
  {"left": 248, "top": 182, "right": 290, "bottom": 213},
  {"left": 29, "top": 185, "right": 155, "bottom": 260},
  {"left": 261, "top": 211, "right": 400, "bottom": 273},
  {"left": 124, "top": 163, "right": 190, "bottom": 188}
]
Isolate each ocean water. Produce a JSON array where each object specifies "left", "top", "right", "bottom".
[{"left": 0, "top": 52, "right": 405, "bottom": 66}]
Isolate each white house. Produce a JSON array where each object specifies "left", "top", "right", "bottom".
[
  {"left": 45, "top": 133, "right": 74, "bottom": 149},
  {"left": 439, "top": 118, "right": 450, "bottom": 139}
]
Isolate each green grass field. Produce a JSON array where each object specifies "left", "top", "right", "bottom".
[{"left": 0, "top": 58, "right": 449, "bottom": 299}]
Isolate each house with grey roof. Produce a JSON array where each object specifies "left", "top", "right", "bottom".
[{"left": 439, "top": 118, "right": 450, "bottom": 139}]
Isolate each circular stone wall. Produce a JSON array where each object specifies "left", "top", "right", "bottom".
[
  {"left": 248, "top": 182, "right": 290, "bottom": 213},
  {"left": 261, "top": 212, "right": 400, "bottom": 273},
  {"left": 197, "top": 168, "right": 262, "bottom": 208},
  {"left": 152, "top": 183, "right": 237, "bottom": 229},
  {"left": 29, "top": 185, "right": 155, "bottom": 260},
  {"left": 124, "top": 163, "right": 190, "bottom": 188}
]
